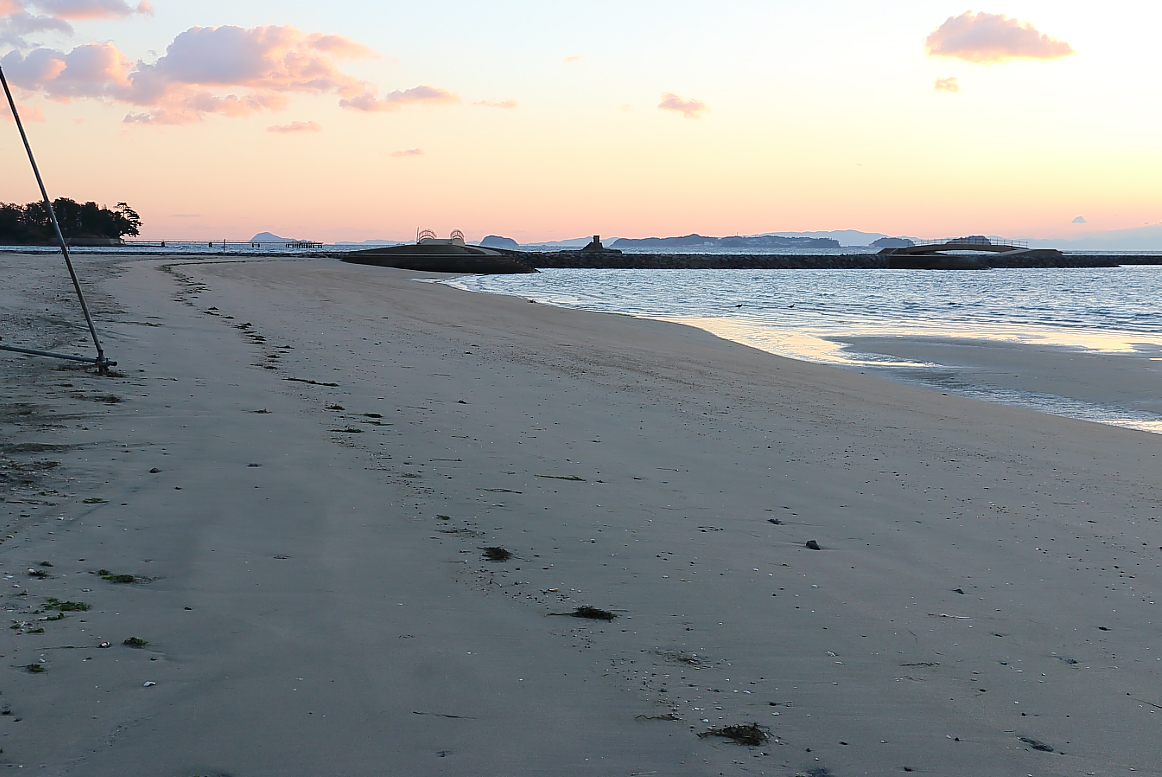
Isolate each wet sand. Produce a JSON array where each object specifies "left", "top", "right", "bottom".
[
  {"left": 840, "top": 335, "right": 1162, "bottom": 420},
  {"left": 1, "top": 253, "right": 1160, "bottom": 776}
]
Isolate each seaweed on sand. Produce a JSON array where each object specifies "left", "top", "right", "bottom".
[
  {"left": 697, "top": 723, "right": 770, "bottom": 746},
  {"left": 482, "top": 547, "right": 512, "bottom": 562},
  {"left": 568, "top": 605, "right": 617, "bottom": 621}
]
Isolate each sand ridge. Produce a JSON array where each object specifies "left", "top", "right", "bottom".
[{"left": 0, "top": 253, "right": 1159, "bottom": 775}]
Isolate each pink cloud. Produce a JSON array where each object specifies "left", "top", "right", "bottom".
[
  {"left": 926, "top": 11, "right": 1074, "bottom": 64},
  {"left": 473, "top": 98, "right": 517, "bottom": 109},
  {"left": 658, "top": 92, "right": 708, "bottom": 119},
  {"left": 267, "top": 120, "right": 320, "bottom": 133},
  {"left": 32, "top": 0, "right": 151, "bottom": 19},
  {"left": 306, "top": 33, "right": 373, "bottom": 59},
  {"left": 1, "top": 100, "right": 45, "bottom": 121},
  {"left": 390, "top": 148, "right": 423, "bottom": 157},
  {"left": 339, "top": 84, "right": 459, "bottom": 112},
  {"left": 563, "top": 54, "right": 583, "bottom": 64},
  {"left": 2, "top": 0, "right": 150, "bottom": 48},
  {"left": 934, "top": 76, "right": 961, "bottom": 93},
  {"left": 0, "top": 24, "right": 457, "bottom": 124},
  {"left": 1, "top": 42, "right": 133, "bottom": 100}
]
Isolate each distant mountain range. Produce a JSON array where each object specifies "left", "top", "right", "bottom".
[
  {"left": 501, "top": 230, "right": 913, "bottom": 249},
  {"left": 1025, "top": 222, "right": 1162, "bottom": 251}
]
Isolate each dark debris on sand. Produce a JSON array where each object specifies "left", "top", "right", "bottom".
[
  {"left": 482, "top": 546, "right": 512, "bottom": 562},
  {"left": 697, "top": 722, "right": 770, "bottom": 746},
  {"left": 565, "top": 605, "right": 617, "bottom": 621},
  {"left": 1018, "top": 736, "right": 1055, "bottom": 752}
]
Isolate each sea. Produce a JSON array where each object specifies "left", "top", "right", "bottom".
[{"left": 445, "top": 266, "right": 1162, "bottom": 435}]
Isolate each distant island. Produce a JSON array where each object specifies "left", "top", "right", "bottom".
[
  {"left": 870, "top": 237, "right": 915, "bottom": 248},
  {"left": 250, "top": 231, "right": 300, "bottom": 243},
  {"left": 0, "top": 198, "right": 141, "bottom": 245},
  {"left": 480, "top": 235, "right": 520, "bottom": 249},
  {"left": 611, "top": 233, "right": 840, "bottom": 249}
]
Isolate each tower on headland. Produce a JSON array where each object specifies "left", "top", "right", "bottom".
[{"left": 581, "top": 235, "right": 604, "bottom": 253}]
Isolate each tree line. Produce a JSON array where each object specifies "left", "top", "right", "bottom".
[{"left": 0, "top": 199, "right": 142, "bottom": 244}]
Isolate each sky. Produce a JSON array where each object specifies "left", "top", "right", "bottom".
[{"left": 1, "top": 1, "right": 1160, "bottom": 244}]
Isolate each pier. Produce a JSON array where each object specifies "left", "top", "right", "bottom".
[{"left": 879, "top": 236, "right": 1064, "bottom": 269}]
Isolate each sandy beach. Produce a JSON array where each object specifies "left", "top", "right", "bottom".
[{"left": 1, "top": 252, "right": 1160, "bottom": 776}]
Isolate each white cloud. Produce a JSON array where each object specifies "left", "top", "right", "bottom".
[{"left": 933, "top": 76, "right": 960, "bottom": 93}]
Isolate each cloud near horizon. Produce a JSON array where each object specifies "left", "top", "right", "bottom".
[
  {"left": 267, "top": 120, "right": 320, "bottom": 133},
  {"left": 658, "top": 92, "right": 708, "bottom": 119},
  {"left": 933, "top": 76, "right": 960, "bottom": 93},
  {"left": 390, "top": 147, "right": 423, "bottom": 157},
  {"left": 1, "top": 100, "right": 45, "bottom": 121},
  {"left": 926, "top": 12, "right": 1074, "bottom": 64},
  {"left": 473, "top": 98, "right": 516, "bottom": 109},
  {"left": 0, "top": 24, "right": 457, "bottom": 124},
  {"left": 339, "top": 84, "right": 458, "bottom": 112}
]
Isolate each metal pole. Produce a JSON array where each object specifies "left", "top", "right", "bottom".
[
  {"left": 0, "top": 63, "right": 112, "bottom": 373},
  {"left": 0, "top": 343, "right": 107, "bottom": 364}
]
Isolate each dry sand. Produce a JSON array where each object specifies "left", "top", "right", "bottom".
[{"left": 1, "top": 252, "right": 1160, "bottom": 776}]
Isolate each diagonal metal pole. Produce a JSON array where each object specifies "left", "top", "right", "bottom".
[{"left": 0, "top": 63, "right": 113, "bottom": 373}]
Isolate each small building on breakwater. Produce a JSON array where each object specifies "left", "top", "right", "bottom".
[{"left": 341, "top": 229, "right": 538, "bottom": 274}]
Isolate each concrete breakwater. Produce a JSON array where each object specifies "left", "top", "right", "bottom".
[{"left": 522, "top": 251, "right": 1161, "bottom": 270}]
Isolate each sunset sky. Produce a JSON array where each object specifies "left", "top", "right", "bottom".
[{"left": 1, "top": 1, "right": 1159, "bottom": 243}]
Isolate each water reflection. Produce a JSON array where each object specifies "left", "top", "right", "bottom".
[{"left": 445, "top": 267, "right": 1162, "bottom": 434}]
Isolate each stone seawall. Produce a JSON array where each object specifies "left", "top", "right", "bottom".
[{"left": 520, "top": 252, "right": 1162, "bottom": 270}]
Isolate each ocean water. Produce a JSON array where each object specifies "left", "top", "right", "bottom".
[{"left": 446, "top": 267, "right": 1162, "bottom": 434}]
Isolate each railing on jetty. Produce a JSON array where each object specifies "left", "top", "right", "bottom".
[{"left": 910, "top": 237, "right": 1029, "bottom": 251}]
